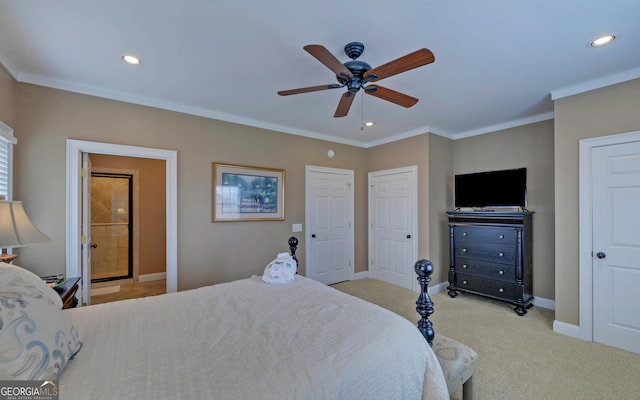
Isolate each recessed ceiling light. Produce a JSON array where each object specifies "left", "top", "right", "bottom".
[
  {"left": 589, "top": 35, "right": 616, "bottom": 47},
  {"left": 364, "top": 121, "right": 375, "bottom": 127},
  {"left": 122, "top": 55, "right": 141, "bottom": 65}
]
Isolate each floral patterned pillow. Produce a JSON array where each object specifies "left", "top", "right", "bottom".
[{"left": 0, "top": 263, "right": 82, "bottom": 380}]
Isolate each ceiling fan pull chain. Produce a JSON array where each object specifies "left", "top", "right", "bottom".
[{"left": 360, "top": 92, "right": 365, "bottom": 131}]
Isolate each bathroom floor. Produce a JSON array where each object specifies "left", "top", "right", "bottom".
[{"left": 90, "top": 279, "right": 165, "bottom": 305}]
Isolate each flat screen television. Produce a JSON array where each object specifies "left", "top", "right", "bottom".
[{"left": 454, "top": 168, "right": 527, "bottom": 209}]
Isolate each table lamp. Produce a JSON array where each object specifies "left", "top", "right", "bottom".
[{"left": 0, "top": 198, "right": 51, "bottom": 263}]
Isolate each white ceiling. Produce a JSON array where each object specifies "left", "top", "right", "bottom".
[{"left": 1, "top": 1, "right": 639, "bottom": 147}]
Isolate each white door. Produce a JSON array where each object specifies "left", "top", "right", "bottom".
[
  {"left": 368, "top": 166, "right": 417, "bottom": 290},
  {"left": 305, "top": 166, "right": 354, "bottom": 284},
  {"left": 592, "top": 140, "right": 640, "bottom": 354},
  {"left": 81, "top": 152, "right": 92, "bottom": 305}
]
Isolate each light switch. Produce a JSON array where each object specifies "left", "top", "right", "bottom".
[{"left": 292, "top": 223, "right": 303, "bottom": 232}]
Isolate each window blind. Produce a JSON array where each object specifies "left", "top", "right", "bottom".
[{"left": 0, "top": 122, "right": 16, "bottom": 200}]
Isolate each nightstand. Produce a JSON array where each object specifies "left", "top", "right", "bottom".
[{"left": 53, "top": 277, "right": 81, "bottom": 309}]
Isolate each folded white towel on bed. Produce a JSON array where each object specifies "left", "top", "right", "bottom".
[{"left": 263, "top": 252, "right": 296, "bottom": 284}]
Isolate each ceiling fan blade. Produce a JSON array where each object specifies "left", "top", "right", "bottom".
[
  {"left": 363, "top": 48, "right": 435, "bottom": 82},
  {"left": 278, "top": 84, "right": 342, "bottom": 96},
  {"left": 304, "top": 44, "right": 353, "bottom": 79},
  {"left": 365, "top": 84, "right": 419, "bottom": 108},
  {"left": 334, "top": 92, "right": 356, "bottom": 118}
]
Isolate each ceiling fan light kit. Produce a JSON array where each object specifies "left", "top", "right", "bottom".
[{"left": 278, "top": 42, "right": 435, "bottom": 118}]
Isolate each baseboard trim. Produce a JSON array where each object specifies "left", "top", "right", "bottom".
[
  {"left": 138, "top": 272, "right": 166, "bottom": 283},
  {"left": 430, "top": 281, "right": 448, "bottom": 294},
  {"left": 553, "top": 320, "right": 581, "bottom": 339},
  {"left": 533, "top": 296, "right": 555, "bottom": 310},
  {"left": 353, "top": 271, "right": 369, "bottom": 280}
]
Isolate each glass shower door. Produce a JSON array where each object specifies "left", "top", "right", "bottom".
[{"left": 90, "top": 173, "right": 133, "bottom": 282}]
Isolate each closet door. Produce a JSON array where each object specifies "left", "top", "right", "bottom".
[{"left": 368, "top": 166, "right": 418, "bottom": 290}]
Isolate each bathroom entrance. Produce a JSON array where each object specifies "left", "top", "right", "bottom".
[{"left": 90, "top": 172, "right": 134, "bottom": 283}]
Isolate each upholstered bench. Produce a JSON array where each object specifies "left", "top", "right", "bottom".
[
  {"left": 432, "top": 334, "right": 478, "bottom": 400},
  {"left": 415, "top": 259, "right": 478, "bottom": 400}
]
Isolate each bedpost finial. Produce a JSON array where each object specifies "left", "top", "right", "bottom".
[
  {"left": 288, "top": 236, "right": 299, "bottom": 271},
  {"left": 414, "top": 259, "right": 433, "bottom": 278}
]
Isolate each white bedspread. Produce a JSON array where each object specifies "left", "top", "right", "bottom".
[{"left": 61, "top": 276, "right": 448, "bottom": 400}]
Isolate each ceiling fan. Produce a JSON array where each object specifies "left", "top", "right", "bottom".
[{"left": 278, "top": 42, "right": 435, "bottom": 118}]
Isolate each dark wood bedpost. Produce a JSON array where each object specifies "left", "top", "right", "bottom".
[
  {"left": 288, "top": 236, "right": 299, "bottom": 272},
  {"left": 415, "top": 259, "right": 435, "bottom": 347}
]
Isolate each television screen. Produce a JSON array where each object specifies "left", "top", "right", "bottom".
[{"left": 454, "top": 168, "right": 527, "bottom": 208}]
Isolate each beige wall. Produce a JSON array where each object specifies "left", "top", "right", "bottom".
[
  {"left": 0, "top": 64, "right": 14, "bottom": 127},
  {"left": 13, "top": 83, "right": 368, "bottom": 290},
  {"left": 453, "top": 120, "right": 556, "bottom": 300},
  {"left": 4, "top": 79, "right": 555, "bottom": 299},
  {"left": 90, "top": 154, "right": 166, "bottom": 276},
  {"left": 554, "top": 78, "right": 640, "bottom": 325},
  {"left": 428, "top": 134, "right": 454, "bottom": 284}
]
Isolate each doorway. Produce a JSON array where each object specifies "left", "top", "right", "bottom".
[{"left": 66, "top": 139, "right": 178, "bottom": 306}]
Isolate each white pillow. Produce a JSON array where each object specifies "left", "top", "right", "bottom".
[
  {"left": 0, "top": 263, "right": 82, "bottom": 380},
  {"left": 0, "top": 262, "right": 63, "bottom": 308}
]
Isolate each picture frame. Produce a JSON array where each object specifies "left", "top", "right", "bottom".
[{"left": 212, "top": 163, "right": 285, "bottom": 222}]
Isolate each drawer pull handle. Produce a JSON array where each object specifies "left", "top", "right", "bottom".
[
  {"left": 462, "top": 248, "right": 468, "bottom": 253},
  {"left": 462, "top": 280, "right": 468, "bottom": 285},
  {"left": 463, "top": 232, "right": 468, "bottom": 236},
  {"left": 462, "top": 264, "right": 468, "bottom": 269},
  {"left": 499, "top": 288, "right": 504, "bottom": 293},
  {"left": 499, "top": 234, "right": 505, "bottom": 239},
  {"left": 499, "top": 270, "right": 504, "bottom": 275},
  {"left": 498, "top": 252, "right": 505, "bottom": 257}
]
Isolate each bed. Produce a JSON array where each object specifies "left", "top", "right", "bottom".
[{"left": 0, "top": 241, "right": 448, "bottom": 400}]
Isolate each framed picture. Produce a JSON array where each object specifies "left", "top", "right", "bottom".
[{"left": 212, "top": 163, "right": 285, "bottom": 222}]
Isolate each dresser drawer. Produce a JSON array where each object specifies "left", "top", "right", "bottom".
[
  {"left": 454, "top": 243, "right": 516, "bottom": 265},
  {"left": 456, "top": 257, "right": 515, "bottom": 281},
  {"left": 454, "top": 225, "right": 516, "bottom": 245},
  {"left": 455, "top": 273, "right": 515, "bottom": 301}
]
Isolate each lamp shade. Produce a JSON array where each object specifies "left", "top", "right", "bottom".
[{"left": 0, "top": 200, "right": 51, "bottom": 248}]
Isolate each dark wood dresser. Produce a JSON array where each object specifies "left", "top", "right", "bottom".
[
  {"left": 447, "top": 211, "right": 533, "bottom": 315},
  {"left": 53, "top": 277, "right": 81, "bottom": 309}
]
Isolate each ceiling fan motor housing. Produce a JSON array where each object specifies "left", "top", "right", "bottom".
[{"left": 337, "top": 60, "right": 372, "bottom": 89}]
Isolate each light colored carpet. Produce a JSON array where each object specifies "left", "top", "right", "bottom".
[{"left": 331, "top": 278, "right": 640, "bottom": 400}]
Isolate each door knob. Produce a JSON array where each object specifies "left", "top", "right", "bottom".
[
  {"left": 311, "top": 234, "right": 316, "bottom": 238},
  {"left": 90, "top": 243, "right": 98, "bottom": 249},
  {"left": 596, "top": 252, "right": 606, "bottom": 259},
  {"left": 406, "top": 234, "right": 411, "bottom": 239}
]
